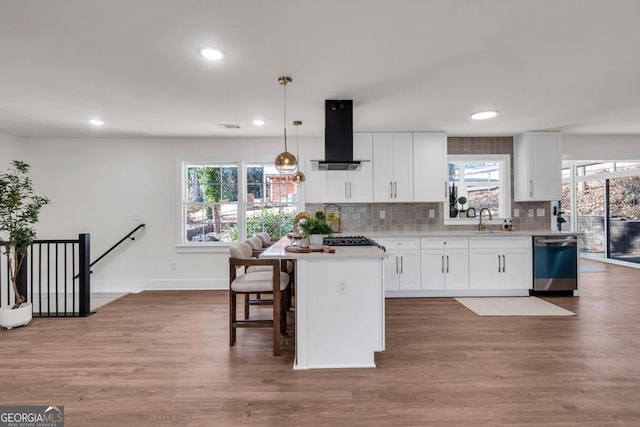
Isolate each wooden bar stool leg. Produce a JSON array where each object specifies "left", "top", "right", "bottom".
[
  {"left": 230, "top": 291, "right": 237, "bottom": 346},
  {"left": 244, "top": 294, "right": 250, "bottom": 319}
]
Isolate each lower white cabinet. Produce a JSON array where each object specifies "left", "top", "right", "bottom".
[
  {"left": 468, "top": 237, "right": 532, "bottom": 290},
  {"left": 378, "top": 238, "right": 421, "bottom": 291},
  {"left": 420, "top": 237, "right": 469, "bottom": 290}
]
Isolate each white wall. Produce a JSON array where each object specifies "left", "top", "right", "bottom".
[
  {"left": 0, "top": 131, "right": 25, "bottom": 163},
  {"left": 562, "top": 135, "right": 640, "bottom": 160},
  {"left": 23, "top": 136, "right": 321, "bottom": 292}
]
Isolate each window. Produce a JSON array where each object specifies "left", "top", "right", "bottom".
[
  {"left": 184, "top": 164, "right": 238, "bottom": 243},
  {"left": 245, "top": 163, "right": 297, "bottom": 240},
  {"left": 447, "top": 155, "right": 510, "bottom": 220},
  {"left": 180, "top": 162, "right": 298, "bottom": 246}
]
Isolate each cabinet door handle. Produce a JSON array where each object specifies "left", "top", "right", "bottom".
[
  {"left": 441, "top": 255, "right": 445, "bottom": 273},
  {"left": 349, "top": 182, "right": 352, "bottom": 199},
  {"left": 502, "top": 254, "right": 506, "bottom": 273},
  {"left": 395, "top": 256, "right": 398, "bottom": 274},
  {"left": 390, "top": 182, "right": 393, "bottom": 199},
  {"left": 529, "top": 180, "right": 533, "bottom": 197},
  {"left": 446, "top": 255, "right": 450, "bottom": 273},
  {"left": 394, "top": 181, "right": 398, "bottom": 199},
  {"left": 400, "top": 255, "right": 404, "bottom": 274},
  {"left": 497, "top": 255, "right": 501, "bottom": 272},
  {"left": 444, "top": 181, "right": 448, "bottom": 199}
]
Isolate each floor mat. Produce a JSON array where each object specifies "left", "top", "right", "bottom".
[{"left": 455, "top": 297, "right": 576, "bottom": 316}]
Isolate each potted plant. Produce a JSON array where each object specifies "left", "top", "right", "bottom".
[
  {"left": 299, "top": 211, "right": 334, "bottom": 248},
  {"left": 457, "top": 196, "right": 467, "bottom": 217},
  {"left": 449, "top": 183, "right": 459, "bottom": 218},
  {"left": 0, "top": 161, "right": 50, "bottom": 329}
]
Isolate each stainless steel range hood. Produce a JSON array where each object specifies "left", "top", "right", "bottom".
[{"left": 311, "top": 100, "right": 367, "bottom": 171}]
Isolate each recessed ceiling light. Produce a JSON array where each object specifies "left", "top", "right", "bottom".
[
  {"left": 88, "top": 118, "right": 104, "bottom": 126},
  {"left": 252, "top": 119, "right": 265, "bottom": 126},
  {"left": 471, "top": 110, "right": 498, "bottom": 120},
  {"left": 199, "top": 48, "right": 225, "bottom": 61}
]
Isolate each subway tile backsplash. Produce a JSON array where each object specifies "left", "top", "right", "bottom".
[{"left": 305, "top": 136, "right": 554, "bottom": 233}]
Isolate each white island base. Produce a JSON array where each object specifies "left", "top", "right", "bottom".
[
  {"left": 260, "top": 240, "right": 386, "bottom": 370},
  {"left": 294, "top": 258, "right": 385, "bottom": 370}
]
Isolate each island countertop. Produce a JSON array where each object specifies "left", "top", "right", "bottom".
[
  {"left": 260, "top": 237, "right": 387, "bottom": 260},
  {"left": 365, "top": 230, "right": 582, "bottom": 238}
]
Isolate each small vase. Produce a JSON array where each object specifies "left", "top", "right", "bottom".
[
  {"left": 309, "top": 234, "right": 325, "bottom": 249},
  {"left": 449, "top": 206, "right": 459, "bottom": 218}
]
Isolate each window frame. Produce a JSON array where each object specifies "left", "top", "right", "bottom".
[
  {"left": 176, "top": 159, "right": 300, "bottom": 251},
  {"left": 445, "top": 154, "right": 511, "bottom": 225}
]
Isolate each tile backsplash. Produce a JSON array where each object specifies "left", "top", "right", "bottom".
[{"left": 305, "top": 136, "right": 554, "bottom": 233}]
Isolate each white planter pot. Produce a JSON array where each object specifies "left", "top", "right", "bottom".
[
  {"left": 0, "top": 302, "right": 32, "bottom": 330},
  {"left": 309, "top": 234, "right": 325, "bottom": 249}
]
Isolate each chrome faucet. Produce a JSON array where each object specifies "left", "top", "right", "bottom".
[{"left": 478, "top": 208, "right": 493, "bottom": 231}]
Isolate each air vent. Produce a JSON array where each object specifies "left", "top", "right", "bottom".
[{"left": 218, "top": 124, "right": 241, "bottom": 129}]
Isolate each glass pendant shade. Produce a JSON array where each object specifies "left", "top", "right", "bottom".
[
  {"left": 292, "top": 170, "right": 305, "bottom": 183},
  {"left": 274, "top": 76, "right": 297, "bottom": 174},
  {"left": 275, "top": 151, "right": 298, "bottom": 173},
  {"left": 291, "top": 120, "right": 305, "bottom": 182}
]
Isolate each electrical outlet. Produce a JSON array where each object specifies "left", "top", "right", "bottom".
[
  {"left": 513, "top": 208, "right": 520, "bottom": 217},
  {"left": 428, "top": 209, "right": 435, "bottom": 218},
  {"left": 528, "top": 209, "right": 534, "bottom": 217},
  {"left": 338, "top": 281, "right": 347, "bottom": 294},
  {"left": 537, "top": 208, "right": 545, "bottom": 217},
  {"left": 379, "top": 210, "right": 385, "bottom": 219}
]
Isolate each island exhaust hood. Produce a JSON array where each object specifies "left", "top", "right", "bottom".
[{"left": 311, "top": 100, "right": 367, "bottom": 171}]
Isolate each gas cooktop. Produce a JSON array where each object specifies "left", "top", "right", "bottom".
[{"left": 322, "top": 235, "right": 386, "bottom": 252}]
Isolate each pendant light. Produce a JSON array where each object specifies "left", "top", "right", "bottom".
[
  {"left": 291, "top": 120, "right": 305, "bottom": 183},
  {"left": 274, "top": 76, "right": 297, "bottom": 174}
]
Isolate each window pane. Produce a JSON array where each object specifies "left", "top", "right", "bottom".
[
  {"left": 466, "top": 185, "right": 499, "bottom": 217},
  {"left": 562, "top": 168, "right": 571, "bottom": 179},
  {"left": 463, "top": 162, "right": 499, "bottom": 182},
  {"left": 614, "top": 162, "right": 640, "bottom": 173},
  {"left": 448, "top": 163, "right": 459, "bottom": 182},
  {"left": 185, "top": 204, "right": 204, "bottom": 242},
  {"left": 608, "top": 176, "right": 640, "bottom": 263},
  {"left": 576, "top": 179, "right": 605, "bottom": 257}
]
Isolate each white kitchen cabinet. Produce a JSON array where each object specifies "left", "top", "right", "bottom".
[
  {"left": 378, "top": 238, "right": 420, "bottom": 291},
  {"left": 325, "top": 133, "right": 373, "bottom": 202},
  {"left": 413, "top": 132, "right": 448, "bottom": 202},
  {"left": 514, "top": 132, "right": 561, "bottom": 201},
  {"left": 468, "top": 236, "right": 532, "bottom": 290},
  {"left": 420, "top": 237, "right": 469, "bottom": 290},
  {"left": 373, "top": 133, "right": 413, "bottom": 202}
]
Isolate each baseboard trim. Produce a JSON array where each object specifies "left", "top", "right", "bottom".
[{"left": 91, "top": 279, "right": 228, "bottom": 293}]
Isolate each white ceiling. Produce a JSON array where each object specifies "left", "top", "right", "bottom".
[{"left": 2, "top": 0, "right": 640, "bottom": 139}]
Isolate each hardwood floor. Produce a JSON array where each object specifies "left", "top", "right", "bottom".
[{"left": 1, "top": 259, "right": 639, "bottom": 426}]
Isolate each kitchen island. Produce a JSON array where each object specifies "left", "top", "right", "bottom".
[{"left": 260, "top": 237, "right": 387, "bottom": 370}]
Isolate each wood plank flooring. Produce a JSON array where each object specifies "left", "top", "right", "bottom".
[{"left": 1, "top": 260, "right": 639, "bottom": 426}]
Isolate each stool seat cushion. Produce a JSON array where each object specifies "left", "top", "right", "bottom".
[
  {"left": 231, "top": 271, "right": 290, "bottom": 293},
  {"left": 246, "top": 264, "right": 273, "bottom": 273}
]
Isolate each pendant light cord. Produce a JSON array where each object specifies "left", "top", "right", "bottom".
[{"left": 283, "top": 82, "right": 288, "bottom": 152}]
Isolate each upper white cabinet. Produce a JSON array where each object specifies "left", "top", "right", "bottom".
[
  {"left": 514, "top": 132, "right": 561, "bottom": 201},
  {"left": 325, "top": 133, "right": 373, "bottom": 203},
  {"left": 373, "top": 133, "right": 414, "bottom": 202},
  {"left": 412, "top": 132, "right": 448, "bottom": 202}
]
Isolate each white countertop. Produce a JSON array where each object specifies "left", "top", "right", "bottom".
[
  {"left": 367, "top": 230, "right": 581, "bottom": 238},
  {"left": 260, "top": 237, "right": 387, "bottom": 260}
]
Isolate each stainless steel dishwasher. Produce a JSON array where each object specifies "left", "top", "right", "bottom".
[{"left": 533, "top": 235, "right": 578, "bottom": 292}]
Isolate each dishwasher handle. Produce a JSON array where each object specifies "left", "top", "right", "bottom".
[{"left": 535, "top": 238, "right": 577, "bottom": 245}]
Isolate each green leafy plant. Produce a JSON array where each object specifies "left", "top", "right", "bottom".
[
  {"left": 457, "top": 196, "right": 467, "bottom": 211},
  {"left": 0, "top": 161, "right": 50, "bottom": 308},
  {"left": 449, "top": 183, "right": 458, "bottom": 207},
  {"left": 299, "top": 211, "right": 334, "bottom": 236}
]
